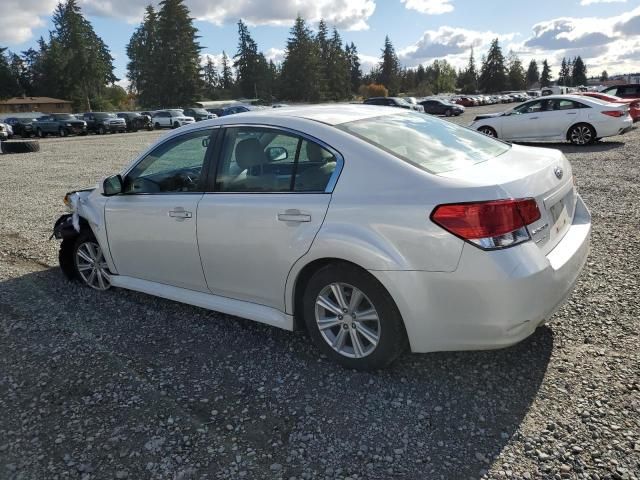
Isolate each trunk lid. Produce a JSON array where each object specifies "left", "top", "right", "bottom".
[{"left": 439, "top": 144, "right": 576, "bottom": 255}]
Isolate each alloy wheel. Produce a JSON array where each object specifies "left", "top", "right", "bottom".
[
  {"left": 479, "top": 127, "right": 496, "bottom": 137},
  {"left": 75, "top": 241, "right": 111, "bottom": 290},
  {"left": 570, "top": 125, "right": 592, "bottom": 145},
  {"left": 314, "top": 282, "right": 381, "bottom": 359}
]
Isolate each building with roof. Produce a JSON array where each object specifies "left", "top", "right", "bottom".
[{"left": 0, "top": 96, "right": 73, "bottom": 114}]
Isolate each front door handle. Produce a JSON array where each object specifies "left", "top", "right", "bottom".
[
  {"left": 278, "top": 209, "right": 311, "bottom": 223},
  {"left": 566, "top": 112, "right": 577, "bottom": 115},
  {"left": 529, "top": 116, "right": 539, "bottom": 120},
  {"left": 169, "top": 208, "right": 192, "bottom": 221}
]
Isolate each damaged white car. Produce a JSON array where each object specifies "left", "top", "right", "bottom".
[{"left": 53, "top": 105, "right": 591, "bottom": 370}]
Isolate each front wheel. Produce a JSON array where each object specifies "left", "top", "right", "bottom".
[
  {"left": 478, "top": 126, "right": 497, "bottom": 138},
  {"left": 36, "top": 128, "right": 44, "bottom": 138},
  {"left": 154, "top": 122, "right": 161, "bottom": 130},
  {"left": 445, "top": 109, "right": 452, "bottom": 117},
  {"left": 302, "top": 263, "right": 407, "bottom": 370},
  {"left": 173, "top": 121, "right": 180, "bottom": 129},
  {"left": 60, "top": 231, "right": 112, "bottom": 291},
  {"left": 59, "top": 128, "right": 67, "bottom": 137},
  {"left": 98, "top": 125, "right": 106, "bottom": 135},
  {"left": 569, "top": 124, "right": 595, "bottom": 145}
]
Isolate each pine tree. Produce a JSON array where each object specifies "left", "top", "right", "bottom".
[
  {"left": 507, "top": 51, "right": 526, "bottom": 91},
  {"left": 46, "top": 0, "right": 117, "bottom": 109},
  {"left": 572, "top": 56, "right": 587, "bottom": 87},
  {"left": 345, "top": 42, "right": 362, "bottom": 94},
  {"left": 558, "top": 57, "right": 570, "bottom": 86},
  {"left": 540, "top": 59, "right": 552, "bottom": 87},
  {"left": 234, "top": 20, "right": 269, "bottom": 99},
  {"left": 0, "top": 47, "right": 21, "bottom": 99},
  {"left": 479, "top": 38, "right": 507, "bottom": 93},
  {"left": 525, "top": 59, "right": 539, "bottom": 88},
  {"left": 126, "top": 6, "right": 159, "bottom": 107},
  {"left": 202, "top": 57, "right": 218, "bottom": 99},
  {"left": 600, "top": 70, "right": 608, "bottom": 81},
  {"left": 154, "top": 0, "right": 202, "bottom": 107},
  {"left": 315, "top": 19, "right": 330, "bottom": 100},
  {"left": 220, "top": 51, "right": 234, "bottom": 91},
  {"left": 379, "top": 36, "right": 400, "bottom": 94},
  {"left": 458, "top": 48, "right": 478, "bottom": 93},
  {"left": 325, "top": 28, "right": 350, "bottom": 100},
  {"left": 280, "top": 15, "right": 322, "bottom": 101}
]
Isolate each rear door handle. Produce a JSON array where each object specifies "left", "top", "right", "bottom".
[
  {"left": 566, "top": 112, "right": 577, "bottom": 115},
  {"left": 169, "top": 208, "right": 192, "bottom": 221},
  {"left": 278, "top": 209, "right": 311, "bottom": 223},
  {"left": 529, "top": 117, "right": 539, "bottom": 120}
]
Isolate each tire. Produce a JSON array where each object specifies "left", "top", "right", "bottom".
[
  {"left": 0, "top": 140, "right": 40, "bottom": 154},
  {"left": 302, "top": 263, "right": 407, "bottom": 370},
  {"left": 154, "top": 122, "right": 161, "bottom": 130},
  {"left": 98, "top": 126, "right": 106, "bottom": 135},
  {"left": 59, "top": 128, "right": 67, "bottom": 137},
  {"left": 568, "top": 123, "right": 596, "bottom": 146},
  {"left": 36, "top": 128, "right": 44, "bottom": 138},
  {"left": 445, "top": 109, "right": 452, "bottom": 117},
  {"left": 80, "top": 132, "right": 88, "bottom": 136},
  {"left": 60, "top": 230, "right": 112, "bottom": 291},
  {"left": 478, "top": 126, "right": 497, "bottom": 138},
  {"left": 147, "top": 126, "right": 154, "bottom": 131},
  {"left": 173, "top": 121, "right": 180, "bottom": 129}
]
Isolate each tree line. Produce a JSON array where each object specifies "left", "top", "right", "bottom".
[{"left": 1, "top": 0, "right": 591, "bottom": 109}]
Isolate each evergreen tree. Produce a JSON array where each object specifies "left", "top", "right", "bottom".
[
  {"left": 280, "top": 15, "right": 322, "bottom": 101},
  {"left": 600, "top": 70, "right": 608, "bottom": 81},
  {"left": 19, "top": 48, "right": 40, "bottom": 95},
  {"left": 234, "top": 20, "right": 269, "bottom": 99},
  {"left": 345, "top": 42, "right": 362, "bottom": 95},
  {"left": 126, "top": 6, "right": 159, "bottom": 107},
  {"left": 479, "top": 38, "right": 507, "bottom": 93},
  {"left": 540, "top": 59, "right": 552, "bottom": 87},
  {"left": 525, "top": 59, "right": 539, "bottom": 88},
  {"left": 507, "top": 51, "right": 526, "bottom": 91},
  {"left": 558, "top": 57, "right": 570, "bottom": 86},
  {"left": 379, "top": 36, "right": 400, "bottom": 94},
  {"left": 47, "top": 0, "right": 117, "bottom": 109},
  {"left": 315, "top": 20, "right": 330, "bottom": 100},
  {"left": 0, "top": 47, "right": 21, "bottom": 99},
  {"left": 202, "top": 57, "right": 218, "bottom": 99},
  {"left": 154, "top": 0, "right": 202, "bottom": 107},
  {"left": 220, "top": 51, "right": 234, "bottom": 90},
  {"left": 325, "top": 28, "right": 350, "bottom": 100},
  {"left": 572, "top": 56, "right": 587, "bottom": 86},
  {"left": 458, "top": 48, "right": 478, "bottom": 93}
]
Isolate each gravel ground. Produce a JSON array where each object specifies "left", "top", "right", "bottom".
[{"left": 0, "top": 111, "right": 639, "bottom": 480}]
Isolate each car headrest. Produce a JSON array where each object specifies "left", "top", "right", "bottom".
[
  {"left": 306, "top": 142, "right": 334, "bottom": 163},
  {"left": 235, "top": 138, "right": 266, "bottom": 170}
]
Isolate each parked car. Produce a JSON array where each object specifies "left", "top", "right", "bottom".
[
  {"left": 214, "top": 105, "right": 252, "bottom": 116},
  {"left": 419, "top": 98, "right": 464, "bottom": 117},
  {"left": 470, "top": 95, "right": 632, "bottom": 145},
  {"left": 454, "top": 97, "right": 476, "bottom": 107},
  {"left": 83, "top": 112, "right": 127, "bottom": 135},
  {"left": 183, "top": 108, "right": 217, "bottom": 121},
  {"left": 3, "top": 117, "right": 38, "bottom": 137},
  {"left": 117, "top": 112, "right": 154, "bottom": 132},
  {"left": 0, "top": 121, "right": 12, "bottom": 140},
  {"left": 52, "top": 105, "right": 591, "bottom": 370},
  {"left": 34, "top": 113, "right": 87, "bottom": 137},
  {"left": 577, "top": 92, "right": 640, "bottom": 122},
  {"left": 364, "top": 97, "right": 424, "bottom": 112},
  {"left": 152, "top": 109, "right": 196, "bottom": 129},
  {"left": 600, "top": 84, "right": 640, "bottom": 99}
]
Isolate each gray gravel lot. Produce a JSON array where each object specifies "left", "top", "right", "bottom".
[{"left": 0, "top": 110, "right": 639, "bottom": 480}]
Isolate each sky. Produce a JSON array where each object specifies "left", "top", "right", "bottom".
[{"left": 2, "top": 0, "right": 640, "bottom": 89}]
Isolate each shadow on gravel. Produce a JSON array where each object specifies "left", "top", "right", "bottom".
[
  {"left": 0, "top": 267, "right": 554, "bottom": 479},
  {"left": 517, "top": 140, "right": 625, "bottom": 154}
]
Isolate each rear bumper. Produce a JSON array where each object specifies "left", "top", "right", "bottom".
[{"left": 371, "top": 195, "right": 591, "bottom": 353}]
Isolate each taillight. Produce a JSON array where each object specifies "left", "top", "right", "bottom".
[
  {"left": 601, "top": 110, "right": 624, "bottom": 117},
  {"left": 431, "top": 198, "right": 541, "bottom": 250},
  {"left": 631, "top": 102, "right": 640, "bottom": 109}
]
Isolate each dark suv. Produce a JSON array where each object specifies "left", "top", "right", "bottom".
[
  {"left": 83, "top": 112, "right": 127, "bottom": 134},
  {"left": 4, "top": 116, "right": 40, "bottom": 137},
  {"left": 117, "top": 112, "right": 153, "bottom": 132},
  {"left": 600, "top": 84, "right": 640, "bottom": 99},
  {"left": 34, "top": 114, "right": 87, "bottom": 137},
  {"left": 182, "top": 108, "right": 215, "bottom": 121}
]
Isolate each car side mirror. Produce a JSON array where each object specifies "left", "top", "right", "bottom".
[
  {"left": 103, "top": 174, "right": 123, "bottom": 196},
  {"left": 266, "top": 146, "right": 288, "bottom": 162}
]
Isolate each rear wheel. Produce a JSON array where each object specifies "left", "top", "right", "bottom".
[
  {"left": 36, "top": 128, "right": 44, "bottom": 138},
  {"left": 569, "top": 123, "right": 595, "bottom": 145},
  {"left": 478, "top": 126, "right": 497, "bottom": 138},
  {"left": 303, "top": 263, "right": 407, "bottom": 370},
  {"left": 59, "top": 128, "right": 67, "bottom": 137},
  {"left": 98, "top": 125, "right": 106, "bottom": 135}
]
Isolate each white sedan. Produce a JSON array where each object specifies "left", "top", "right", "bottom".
[
  {"left": 52, "top": 105, "right": 591, "bottom": 370},
  {"left": 470, "top": 94, "right": 633, "bottom": 145}
]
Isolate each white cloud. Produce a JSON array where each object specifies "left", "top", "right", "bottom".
[
  {"left": 265, "top": 48, "right": 285, "bottom": 64},
  {"left": 580, "top": 0, "right": 626, "bottom": 5},
  {"left": 400, "top": 0, "right": 454, "bottom": 15},
  {"left": 0, "top": 0, "right": 58, "bottom": 45},
  {"left": 358, "top": 53, "right": 380, "bottom": 73},
  {"left": 78, "top": 0, "right": 376, "bottom": 30}
]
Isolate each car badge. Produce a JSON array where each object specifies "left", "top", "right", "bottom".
[{"left": 554, "top": 166, "right": 563, "bottom": 180}]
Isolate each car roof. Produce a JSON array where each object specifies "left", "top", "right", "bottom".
[{"left": 199, "top": 104, "right": 403, "bottom": 126}]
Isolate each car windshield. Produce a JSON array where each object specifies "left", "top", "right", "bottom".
[
  {"left": 338, "top": 112, "right": 510, "bottom": 174},
  {"left": 53, "top": 114, "right": 75, "bottom": 120},
  {"left": 394, "top": 98, "right": 411, "bottom": 106},
  {"left": 96, "top": 113, "right": 117, "bottom": 118},
  {"left": 190, "top": 108, "right": 208, "bottom": 115},
  {"left": 168, "top": 110, "right": 183, "bottom": 115}
]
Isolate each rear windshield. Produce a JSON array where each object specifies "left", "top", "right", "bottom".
[
  {"left": 338, "top": 112, "right": 510, "bottom": 174},
  {"left": 53, "top": 114, "right": 75, "bottom": 120}
]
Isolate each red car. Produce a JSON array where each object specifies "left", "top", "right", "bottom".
[
  {"left": 578, "top": 92, "right": 640, "bottom": 122},
  {"left": 454, "top": 97, "right": 476, "bottom": 107}
]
